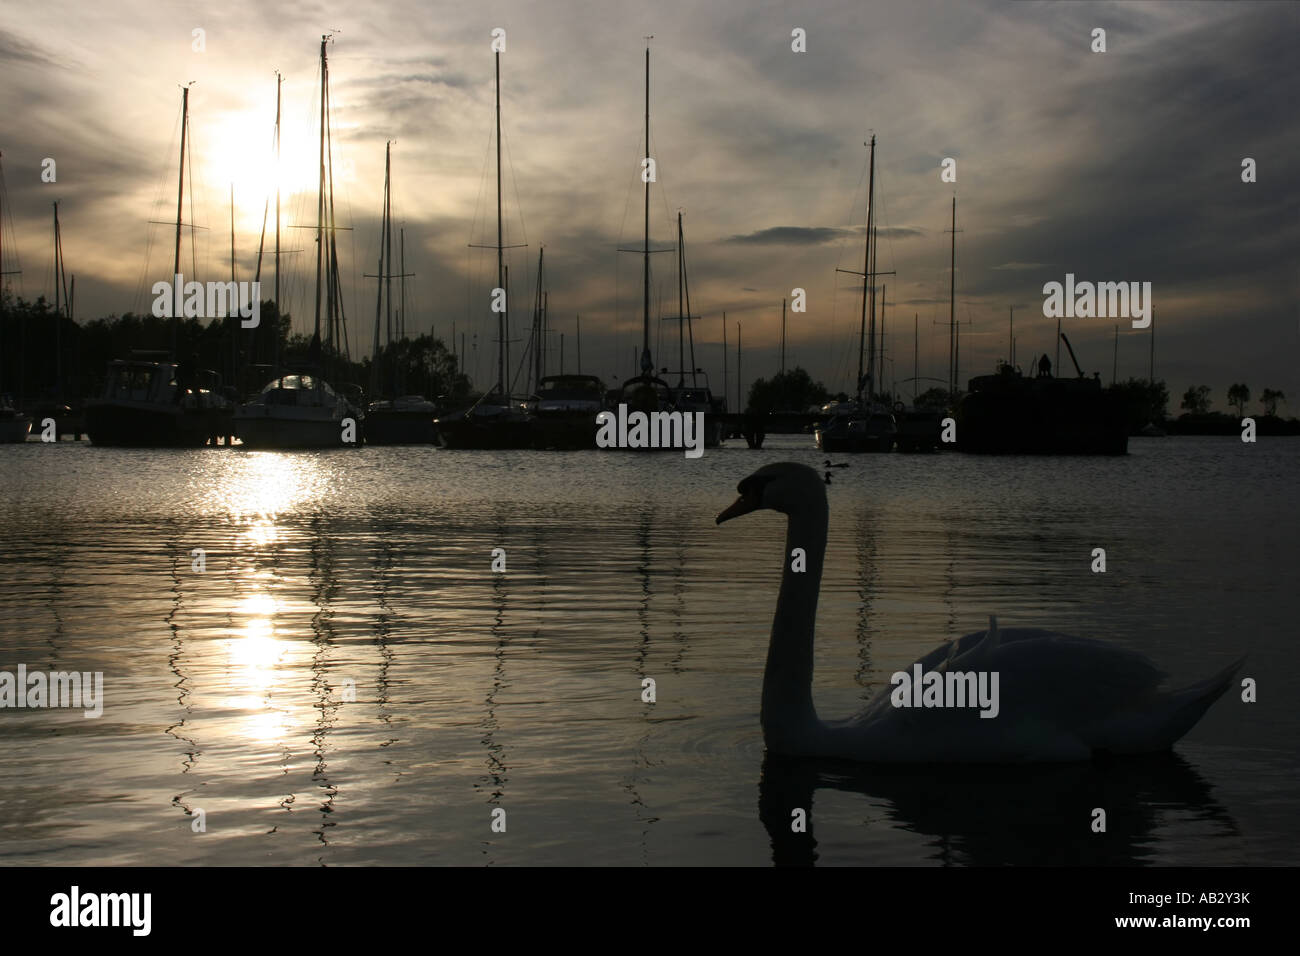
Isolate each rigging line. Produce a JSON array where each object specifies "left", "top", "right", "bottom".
[
  {"left": 134, "top": 104, "right": 184, "bottom": 311},
  {"left": 187, "top": 105, "right": 198, "bottom": 289},
  {"left": 499, "top": 121, "right": 535, "bottom": 354},
  {"left": 465, "top": 122, "right": 494, "bottom": 367}
]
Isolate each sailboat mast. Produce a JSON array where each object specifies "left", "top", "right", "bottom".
[
  {"left": 53, "top": 202, "right": 61, "bottom": 318},
  {"left": 173, "top": 84, "right": 190, "bottom": 359},
  {"left": 533, "top": 248, "right": 545, "bottom": 393},
  {"left": 913, "top": 312, "right": 919, "bottom": 403},
  {"left": 857, "top": 135, "right": 875, "bottom": 403},
  {"left": 781, "top": 296, "right": 787, "bottom": 377},
  {"left": 641, "top": 45, "right": 651, "bottom": 377},
  {"left": 495, "top": 51, "right": 506, "bottom": 397},
  {"left": 681, "top": 213, "right": 691, "bottom": 385},
  {"left": 948, "top": 196, "right": 956, "bottom": 396},
  {"left": 722, "top": 313, "right": 728, "bottom": 409},
  {"left": 1009, "top": 306, "right": 1014, "bottom": 367},
  {"left": 230, "top": 183, "right": 237, "bottom": 383},
  {"left": 1112, "top": 324, "right": 1118, "bottom": 386},
  {"left": 868, "top": 220, "right": 878, "bottom": 399},
  {"left": 880, "top": 283, "right": 886, "bottom": 399},
  {"left": 1149, "top": 308, "right": 1155, "bottom": 383},
  {"left": 576, "top": 315, "right": 581, "bottom": 373},
  {"left": 384, "top": 142, "right": 393, "bottom": 353},
  {"left": 274, "top": 71, "right": 281, "bottom": 349},
  {"left": 370, "top": 145, "right": 388, "bottom": 397},
  {"left": 736, "top": 321, "right": 742, "bottom": 411},
  {"left": 53, "top": 201, "right": 63, "bottom": 397},
  {"left": 313, "top": 38, "right": 327, "bottom": 351}
]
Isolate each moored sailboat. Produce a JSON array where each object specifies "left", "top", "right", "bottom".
[
  {"left": 235, "top": 36, "right": 362, "bottom": 450},
  {"left": 815, "top": 134, "right": 896, "bottom": 453},
  {"left": 436, "top": 47, "right": 532, "bottom": 450},
  {"left": 84, "top": 85, "right": 233, "bottom": 447}
]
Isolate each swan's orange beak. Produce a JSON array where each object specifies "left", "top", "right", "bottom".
[{"left": 716, "top": 493, "right": 760, "bottom": 524}]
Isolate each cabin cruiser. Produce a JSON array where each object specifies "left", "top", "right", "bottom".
[
  {"left": 0, "top": 394, "right": 31, "bottom": 443},
  {"left": 529, "top": 374, "right": 607, "bottom": 449},
  {"left": 235, "top": 371, "right": 363, "bottom": 449},
  {"left": 84, "top": 357, "right": 233, "bottom": 447},
  {"left": 814, "top": 399, "right": 897, "bottom": 453}
]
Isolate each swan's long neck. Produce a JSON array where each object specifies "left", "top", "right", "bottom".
[{"left": 761, "top": 493, "right": 828, "bottom": 753}]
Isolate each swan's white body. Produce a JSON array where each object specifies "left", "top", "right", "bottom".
[{"left": 717, "top": 462, "right": 1243, "bottom": 764}]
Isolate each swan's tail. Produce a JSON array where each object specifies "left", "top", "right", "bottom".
[{"left": 1100, "top": 655, "right": 1246, "bottom": 754}]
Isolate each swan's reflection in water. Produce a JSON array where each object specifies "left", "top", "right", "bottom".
[{"left": 758, "top": 752, "right": 1238, "bottom": 866}]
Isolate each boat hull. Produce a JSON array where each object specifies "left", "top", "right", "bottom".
[
  {"left": 530, "top": 413, "right": 598, "bottom": 450},
  {"left": 436, "top": 414, "right": 532, "bottom": 450},
  {"left": 0, "top": 417, "right": 31, "bottom": 443},
  {"left": 364, "top": 408, "right": 439, "bottom": 445},
  {"left": 235, "top": 410, "right": 357, "bottom": 450},
  {"left": 84, "top": 400, "right": 230, "bottom": 448},
  {"left": 957, "top": 378, "right": 1128, "bottom": 455},
  {"left": 814, "top": 429, "right": 893, "bottom": 453}
]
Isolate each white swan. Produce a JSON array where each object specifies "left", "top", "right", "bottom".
[{"left": 717, "top": 462, "right": 1244, "bottom": 763}]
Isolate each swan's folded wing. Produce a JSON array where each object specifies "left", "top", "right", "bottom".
[{"left": 978, "top": 632, "right": 1167, "bottom": 726}]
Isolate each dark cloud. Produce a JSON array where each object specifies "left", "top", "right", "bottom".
[{"left": 725, "top": 226, "right": 855, "bottom": 245}]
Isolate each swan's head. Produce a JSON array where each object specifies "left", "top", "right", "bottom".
[{"left": 716, "top": 462, "right": 826, "bottom": 524}]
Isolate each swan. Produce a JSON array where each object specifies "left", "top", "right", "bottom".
[{"left": 716, "top": 462, "right": 1244, "bottom": 763}]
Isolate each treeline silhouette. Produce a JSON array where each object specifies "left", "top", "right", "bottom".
[{"left": 0, "top": 292, "right": 472, "bottom": 407}]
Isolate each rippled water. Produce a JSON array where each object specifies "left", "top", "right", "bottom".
[{"left": 0, "top": 436, "right": 1294, "bottom": 865}]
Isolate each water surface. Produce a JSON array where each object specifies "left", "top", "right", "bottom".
[{"left": 0, "top": 436, "right": 1293, "bottom": 865}]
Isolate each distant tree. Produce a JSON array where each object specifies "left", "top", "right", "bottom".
[
  {"left": 1227, "top": 383, "right": 1250, "bottom": 417},
  {"left": 1259, "top": 388, "right": 1285, "bottom": 417},
  {"left": 914, "top": 386, "right": 951, "bottom": 409},
  {"left": 1180, "top": 385, "right": 1212, "bottom": 415},
  {"left": 1108, "top": 378, "right": 1169, "bottom": 430},
  {"left": 363, "top": 334, "right": 471, "bottom": 402},
  {"left": 746, "top": 366, "right": 830, "bottom": 413}
]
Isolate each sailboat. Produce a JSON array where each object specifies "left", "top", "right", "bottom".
[
  {"left": 604, "top": 45, "right": 674, "bottom": 440},
  {"left": 662, "top": 212, "right": 723, "bottom": 447},
  {"left": 236, "top": 37, "right": 364, "bottom": 450},
  {"left": 524, "top": 249, "right": 610, "bottom": 449},
  {"left": 815, "top": 134, "right": 897, "bottom": 453},
  {"left": 0, "top": 153, "right": 31, "bottom": 443},
  {"left": 435, "top": 48, "right": 532, "bottom": 450},
  {"left": 84, "top": 85, "right": 234, "bottom": 447},
  {"left": 364, "top": 144, "right": 439, "bottom": 444}
]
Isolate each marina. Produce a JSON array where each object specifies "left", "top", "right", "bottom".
[{"left": 0, "top": 0, "right": 1294, "bottom": 891}]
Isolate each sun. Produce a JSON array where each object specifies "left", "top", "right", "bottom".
[{"left": 200, "top": 94, "right": 322, "bottom": 238}]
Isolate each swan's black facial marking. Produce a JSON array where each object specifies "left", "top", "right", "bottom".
[
  {"left": 736, "top": 473, "right": 776, "bottom": 501},
  {"left": 717, "top": 472, "right": 778, "bottom": 524}
]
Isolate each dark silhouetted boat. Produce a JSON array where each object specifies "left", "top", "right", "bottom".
[
  {"left": 86, "top": 355, "right": 232, "bottom": 447},
  {"left": 0, "top": 395, "right": 31, "bottom": 443},
  {"left": 529, "top": 374, "right": 608, "bottom": 449},
  {"left": 814, "top": 134, "right": 896, "bottom": 454},
  {"left": 437, "top": 46, "right": 533, "bottom": 449},
  {"left": 86, "top": 86, "right": 234, "bottom": 447},
  {"left": 892, "top": 402, "right": 945, "bottom": 452},
  {"left": 815, "top": 400, "right": 897, "bottom": 453},
  {"left": 235, "top": 37, "right": 363, "bottom": 451},
  {"left": 235, "top": 369, "right": 360, "bottom": 449},
  {"left": 363, "top": 143, "right": 438, "bottom": 444},
  {"left": 956, "top": 337, "right": 1128, "bottom": 455}
]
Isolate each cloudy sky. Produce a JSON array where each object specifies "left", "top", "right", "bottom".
[{"left": 1, "top": 0, "right": 1296, "bottom": 406}]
